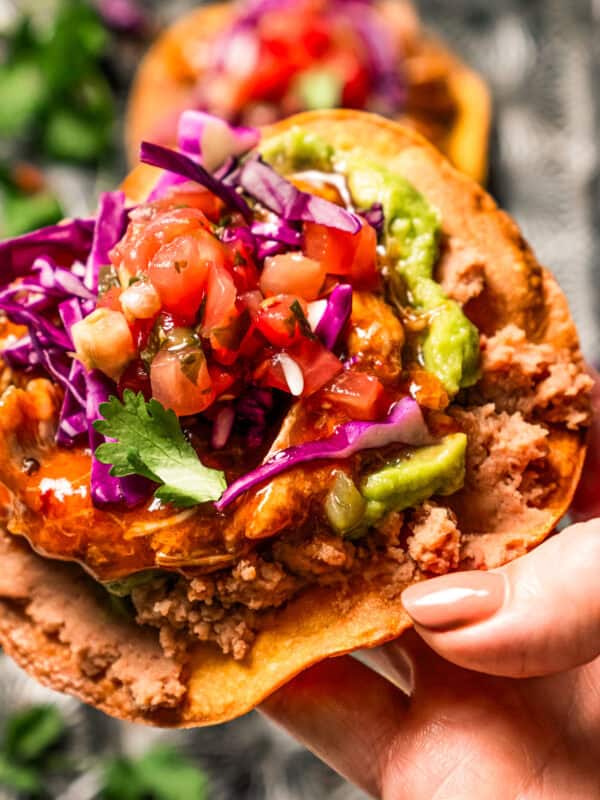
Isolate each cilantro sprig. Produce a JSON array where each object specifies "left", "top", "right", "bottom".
[{"left": 94, "top": 391, "right": 227, "bottom": 508}]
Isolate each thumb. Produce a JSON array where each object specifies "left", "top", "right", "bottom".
[{"left": 401, "top": 519, "right": 600, "bottom": 678}]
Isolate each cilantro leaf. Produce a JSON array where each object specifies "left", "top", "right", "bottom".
[{"left": 94, "top": 390, "right": 227, "bottom": 508}]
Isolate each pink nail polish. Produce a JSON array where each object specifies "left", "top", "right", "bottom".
[{"left": 402, "top": 571, "right": 506, "bottom": 631}]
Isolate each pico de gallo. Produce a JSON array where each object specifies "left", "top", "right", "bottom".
[
  {"left": 0, "top": 110, "right": 478, "bottom": 542},
  {"left": 198, "top": 0, "right": 405, "bottom": 125}
]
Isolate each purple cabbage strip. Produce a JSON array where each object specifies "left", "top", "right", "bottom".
[
  {"left": 219, "top": 225, "right": 258, "bottom": 254},
  {"left": 257, "top": 240, "right": 287, "bottom": 260},
  {"left": 27, "top": 328, "right": 74, "bottom": 395},
  {"left": 1, "top": 335, "right": 39, "bottom": 369},
  {"left": 85, "top": 370, "right": 152, "bottom": 508},
  {"left": 56, "top": 298, "right": 89, "bottom": 446},
  {"left": 84, "top": 192, "right": 129, "bottom": 293},
  {"left": 32, "top": 257, "right": 94, "bottom": 300},
  {"left": 140, "top": 141, "right": 253, "bottom": 221},
  {"left": 0, "top": 302, "right": 72, "bottom": 350},
  {"left": 236, "top": 388, "right": 273, "bottom": 448},
  {"left": 239, "top": 157, "right": 361, "bottom": 233},
  {"left": 95, "top": 0, "right": 147, "bottom": 34},
  {"left": 250, "top": 220, "right": 302, "bottom": 247},
  {"left": 362, "top": 203, "right": 385, "bottom": 235},
  {"left": 0, "top": 218, "right": 95, "bottom": 286},
  {"left": 315, "top": 284, "right": 353, "bottom": 351},
  {"left": 337, "top": 1, "right": 406, "bottom": 113},
  {"left": 215, "top": 397, "right": 432, "bottom": 510}
]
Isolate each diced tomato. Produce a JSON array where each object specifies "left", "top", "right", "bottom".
[
  {"left": 321, "top": 371, "right": 385, "bottom": 420},
  {"left": 150, "top": 347, "right": 214, "bottom": 417},
  {"left": 289, "top": 338, "right": 343, "bottom": 396},
  {"left": 254, "top": 295, "right": 309, "bottom": 348},
  {"left": 253, "top": 353, "right": 289, "bottom": 394},
  {"left": 303, "top": 220, "right": 379, "bottom": 289},
  {"left": 208, "top": 308, "right": 254, "bottom": 366},
  {"left": 300, "top": 21, "right": 332, "bottom": 58},
  {"left": 111, "top": 207, "right": 211, "bottom": 278},
  {"left": 202, "top": 263, "right": 237, "bottom": 332},
  {"left": 208, "top": 364, "right": 238, "bottom": 399},
  {"left": 118, "top": 359, "right": 152, "bottom": 400},
  {"left": 239, "top": 290, "right": 263, "bottom": 317},
  {"left": 129, "top": 316, "right": 156, "bottom": 352},
  {"left": 96, "top": 286, "right": 122, "bottom": 312},
  {"left": 338, "top": 52, "right": 371, "bottom": 108},
  {"left": 238, "top": 324, "right": 264, "bottom": 359},
  {"left": 227, "top": 240, "right": 260, "bottom": 293},
  {"left": 260, "top": 252, "right": 327, "bottom": 301},
  {"left": 148, "top": 230, "right": 226, "bottom": 324},
  {"left": 157, "top": 183, "right": 224, "bottom": 222}
]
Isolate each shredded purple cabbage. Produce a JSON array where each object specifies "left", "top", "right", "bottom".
[
  {"left": 95, "top": 0, "right": 147, "bottom": 34},
  {"left": 362, "top": 203, "right": 385, "bottom": 235},
  {"left": 215, "top": 397, "right": 432, "bottom": 510},
  {"left": 0, "top": 219, "right": 95, "bottom": 286},
  {"left": 1, "top": 335, "right": 39, "bottom": 369},
  {"left": 250, "top": 220, "right": 302, "bottom": 247},
  {"left": 315, "top": 284, "right": 353, "bottom": 350},
  {"left": 236, "top": 388, "right": 273, "bottom": 448},
  {"left": 257, "top": 240, "right": 287, "bottom": 259},
  {"left": 140, "top": 141, "right": 253, "bottom": 221},
  {"left": 85, "top": 370, "right": 152, "bottom": 508},
  {"left": 219, "top": 225, "right": 257, "bottom": 254},
  {"left": 84, "top": 192, "right": 129, "bottom": 293},
  {"left": 333, "top": 0, "right": 405, "bottom": 113},
  {"left": 239, "top": 157, "right": 362, "bottom": 233}
]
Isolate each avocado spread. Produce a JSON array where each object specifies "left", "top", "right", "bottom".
[
  {"left": 263, "top": 129, "right": 476, "bottom": 529},
  {"left": 343, "top": 155, "right": 480, "bottom": 395},
  {"left": 361, "top": 433, "right": 467, "bottom": 514}
]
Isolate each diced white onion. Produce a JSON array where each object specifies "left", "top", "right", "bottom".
[
  {"left": 119, "top": 282, "right": 161, "bottom": 321},
  {"left": 71, "top": 308, "right": 135, "bottom": 381},
  {"left": 306, "top": 299, "right": 328, "bottom": 332},
  {"left": 212, "top": 405, "right": 235, "bottom": 449},
  {"left": 278, "top": 353, "right": 304, "bottom": 397}
]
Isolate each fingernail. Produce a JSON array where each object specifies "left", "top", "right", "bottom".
[{"left": 402, "top": 571, "right": 506, "bottom": 631}]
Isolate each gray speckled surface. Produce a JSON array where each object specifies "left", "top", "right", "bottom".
[{"left": 0, "top": 2, "right": 598, "bottom": 798}]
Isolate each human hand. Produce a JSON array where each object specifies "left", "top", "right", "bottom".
[{"left": 261, "top": 383, "right": 600, "bottom": 799}]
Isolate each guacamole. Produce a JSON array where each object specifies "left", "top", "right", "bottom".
[{"left": 343, "top": 155, "right": 480, "bottom": 395}]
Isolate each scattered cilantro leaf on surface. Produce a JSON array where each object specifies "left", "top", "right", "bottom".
[
  {"left": 0, "top": 704, "right": 68, "bottom": 797},
  {"left": 94, "top": 390, "right": 227, "bottom": 508},
  {"left": 101, "top": 746, "right": 209, "bottom": 800},
  {"left": 0, "top": 754, "right": 41, "bottom": 794},
  {"left": 4, "top": 705, "right": 66, "bottom": 764}
]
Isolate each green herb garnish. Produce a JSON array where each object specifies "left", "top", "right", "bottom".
[
  {"left": 290, "top": 299, "right": 317, "bottom": 340},
  {"left": 0, "top": 705, "right": 67, "bottom": 796},
  {"left": 101, "top": 746, "right": 209, "bottom": 800},
  {"left": 94, "top": 391, "right": 226, "bottom": 508}
]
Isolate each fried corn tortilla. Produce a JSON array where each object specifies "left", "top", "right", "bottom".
[
  {"left": 0, "top": 111, "right": 590, "bottom": 727},
  {"left": 126, "top": 1, "right": 491, "bottom": 182}
]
